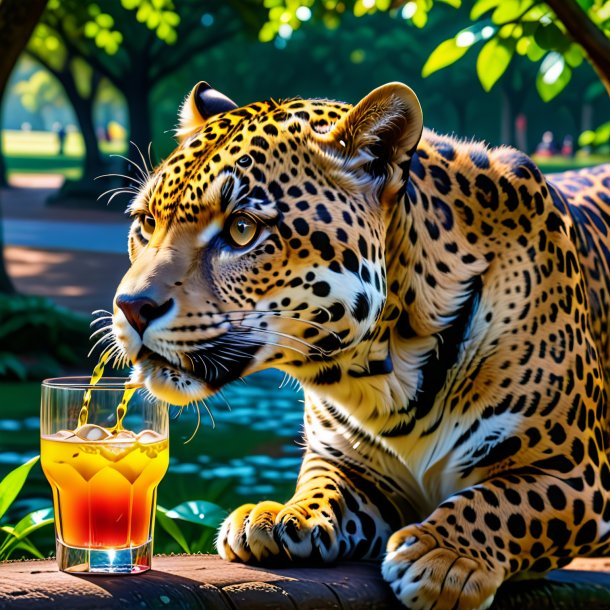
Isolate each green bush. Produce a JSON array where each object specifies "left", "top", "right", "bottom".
[{"left": 0, "top": 294, "right": 91, "bottom": 380}]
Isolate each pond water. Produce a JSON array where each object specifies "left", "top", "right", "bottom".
[{"left": 0, "top": 370, "right": 305, "bottom": 531}]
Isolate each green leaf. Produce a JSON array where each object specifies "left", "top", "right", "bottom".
[
  {"left": 584, "top": 80, "right": 606, "bottom": 102},
  {"left": 564, "top": 44, "right": 584, "bottom": 68},
  {"left": 438, "top": 0, "right": 461, "bottom": 7},
  {"left": 476, "top": 37, "right": 515, "bottom": 91},
  {"left": 11, "top": 507, "right": 54, "bottom": 538},
  {"left": 422, "top": 38, "right": 470, "bottom": 77},
  {"left": 593, "top": 121, "right": 610, "bottom": 146},
  {"left": 10, "top": 539, "right": 45, "bottom": 560},
  {"left": 0, "top": 456, "right": 39, "bottom": 521},
  {"left": 84, "top": 21, "right": 98, "bottom": 38},
  {"left": 0, "top": 353, "right": 27, "bottom": 380},
  {"left": 471, "top": 0, "right": 502, "bottom": 19},
  {"left": 156, "top": 506, "right": 191, "bottom": 553},
  {"left": 96, "top": 13, "right": 114, "bottom": 29},
  {"left": 0, "top": 508, "right": 54, "bottom": 558},
  {"left": 354, "top": 0, "right": 372, "bottom": 18},
  {"left": 411, "top": 7, "right": 428, "bottom": 28},
  {"left": 536, "top": 53, "right": 572, "bottom": 101},
  {"left": 163, "top": 11, "right": 180, "bottom": 26},
  {"left": 578, "top": 130, "right": 596, "bottom": 147},
  {"left": 526, "top": 38, "right": 545, "bottom": 61},
  {"left": 492, "top": 0, "right": 534, "bottom": 24},
  {"left": 136, "top": 3, "right": 151, "bottom": 23},
  {"left": 534, "top": 22, "right": 569, "bottom": 52},
  {"left": 165, "top": 500, "right": 227, "bottom": 530}
]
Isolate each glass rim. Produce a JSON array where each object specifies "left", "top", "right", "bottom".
[{"left": 42, "top": 376, "right": 143, "bottom": 391}]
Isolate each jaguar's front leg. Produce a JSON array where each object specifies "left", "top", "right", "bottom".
[
  {"left": 383, "top": 470, "right": 605, "bottom": 610},
  {"left": 218, "top": 450, "right": 404, "bottom": 563}
]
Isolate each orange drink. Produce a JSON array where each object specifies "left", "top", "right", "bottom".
[
  {"left": 40, "top": 377, "right": 169, "bottom": 574},
  {"left": 41, "top": 428, "right": 168, "bottom": 549}
]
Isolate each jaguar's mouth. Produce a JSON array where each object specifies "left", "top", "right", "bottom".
[{"left": 134, "top": 336, "right": 261, "bottom": 391}]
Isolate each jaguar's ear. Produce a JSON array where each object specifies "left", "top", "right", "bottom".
[
  {"left": 177, "top": 81, "right": 238, "bottom": 141},
  {"left": 323, "top": 82, "right": 423, "bottom": 174}
]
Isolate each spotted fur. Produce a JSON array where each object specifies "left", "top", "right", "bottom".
[{"left": 112, "top": 81, "right": 610, "bottom": 610}]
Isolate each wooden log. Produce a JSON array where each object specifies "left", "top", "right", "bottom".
[{"left": 1, "top": 555, "right": 610, "bottom": 609}]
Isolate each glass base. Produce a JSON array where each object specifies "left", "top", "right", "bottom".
[{"left": 56, "top": 538, "right": 152, "bottom": 575}]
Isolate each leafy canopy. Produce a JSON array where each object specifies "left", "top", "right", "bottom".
[{"left": 259, "top": 0, "right": 610, "bottom": 101}]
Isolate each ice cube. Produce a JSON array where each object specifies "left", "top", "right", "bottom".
[
  {"left": 136, "top": 429, "right": 163, "bottom": 444},
  {"left": 52, "top": 430, "right": 76, "bottom": 440},
  {"left": 74, "top": 424, "right": 112, "bottom": 441},
  {"left": 111, "top": 430, "right": 136, "bottom": 442}
]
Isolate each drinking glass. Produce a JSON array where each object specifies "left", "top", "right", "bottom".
[{"left": 40, "top": 377, "right": 169, "bottom": 574}]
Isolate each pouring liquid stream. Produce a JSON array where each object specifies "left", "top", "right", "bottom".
[{"left": 78, "top": 351, "right": 136, "bottom": 432}]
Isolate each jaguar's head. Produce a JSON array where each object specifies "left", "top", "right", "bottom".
[{"left": 112, "top": 81, "right": 423, "bottom": 405}]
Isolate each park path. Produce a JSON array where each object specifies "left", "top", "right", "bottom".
[{"left": 2, "top": 176, "right": 131, "bottom": 315}]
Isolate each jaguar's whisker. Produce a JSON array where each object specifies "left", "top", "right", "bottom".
[
  {"left": 90, "top": 316, "right": 112, "bottom": 327},
  {"left": 228, "top": 311, "right": 341, "bottom": 341},
  {"left": 236, "top": 324, "right": 332, "bottom": 356},
  {"left": 217, "top": 388, "right": 232, "bottom": 411},
  {"left": 95, "top": 173, "right": 146, "bottom": 186},
  {"left": 96, "top": 186, "right": 138, "bottom": 202},
  {"left": 87, "top": 333, "right": 114, "bottom": 358},
  {"left": 89, "top": 325, "right": 113, "bottom": 340},
  {"left": 110, "top": 153, "right": 150, "bottom": 183},
  {"left": 92, "top": 309, "right": 113, "bottom": 316},
  {"left": 147, "top": 142, "right": 155, "bottom": 173},
  {"left": 130, "top": 140, "right": 152, "bottom": 176}
]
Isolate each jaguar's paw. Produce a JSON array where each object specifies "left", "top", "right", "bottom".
[
  {"left": 217, "top": 499, "right": 340, "bottom": 563},
  {"left": 382, "top": 524, "right": 501, "bottom": 610}
]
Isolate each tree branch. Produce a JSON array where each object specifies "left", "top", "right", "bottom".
[
  {"left": 0, "top": 0, "right": 48, "bottom": 89},
  {"left": 544, "top": 0, "right": 610, "bottom": 96},
  {"left": 24, "top": 49, "right": 59, "bottom": 80},
  {"left": 53, "top": 17, "right": 124, "bottom": 88}
]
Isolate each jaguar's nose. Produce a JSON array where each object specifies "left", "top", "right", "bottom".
[{"left": 115, "top": 295, "right": 174, "bottom": 337}]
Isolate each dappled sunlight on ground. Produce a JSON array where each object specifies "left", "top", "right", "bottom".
[
  {"left": 5, "top": 246, "right": 129, "bottom": 314},
  {"left": 8, "top": 173, "right": 65, "bottom": 189}
]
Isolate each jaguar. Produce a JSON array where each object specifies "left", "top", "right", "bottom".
[{"left": 110, "top": 80, "right": 610, "bottom": 609}]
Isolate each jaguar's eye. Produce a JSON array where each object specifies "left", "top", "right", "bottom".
[
  {"left": 227, "top": 214, "right": 258, "bottom": 248},
  {"left": 237, "top": 155, "right": 252, "bottom": 167},
  {"left": 139, "top": 214, "right": 156, "bottom": 241}
]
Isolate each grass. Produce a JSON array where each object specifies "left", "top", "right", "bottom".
[
  {"left": 2, "top": 130, "right": 125, "bottom": 158},
  {"left": 535, "top": 154, "right": 610, "bottom": 173},
  {"left": 2, "top": 130, "right": 127, "bottom": 179}
]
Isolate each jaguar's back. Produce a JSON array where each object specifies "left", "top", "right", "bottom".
[{"left": 548, "top": 165, "right": 610, "bottom": 382}]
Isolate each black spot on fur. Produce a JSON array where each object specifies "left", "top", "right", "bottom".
[
  {"left": 311, "top": 231, "right": 335, "bottom": 261},
  {"left": 352, "top": 293, "right": 369, "bottom": 322}
]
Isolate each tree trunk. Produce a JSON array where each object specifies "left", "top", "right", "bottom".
[
  {"left": 500, "top": 89, "right": 513, "bottom": 146},
  {"left": 581, "top": 102, "right": 593, "bottom": 134},
  {"left": 0, "top": 146, "right": 7, "bottom": 189},
  {"left": 0, "top": 0, "right": 48, "bottom": 294},
  {"left": 124, "top": 76, "right": 153, "bottom": 176},
  {"left": 26, "top": 49, "right": 108, "bottom": 198},
  {"left": 0, "top": 94, "right": 8, "bottom": 188},
  {"left": 59, "top": 74, "right": 103, "bottom": 180}
]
